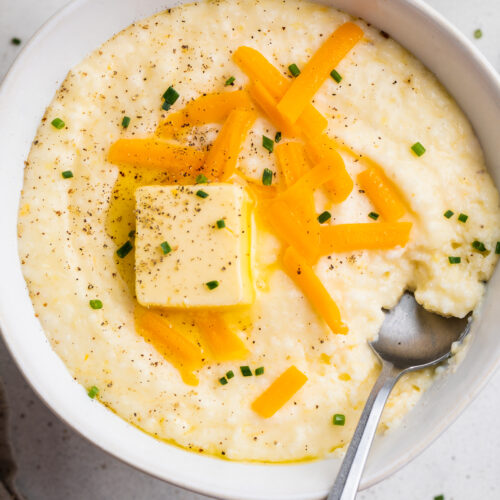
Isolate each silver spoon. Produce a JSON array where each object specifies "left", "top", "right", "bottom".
[{"left": 328, "top": 292, "right": 470, "bottom": 500}]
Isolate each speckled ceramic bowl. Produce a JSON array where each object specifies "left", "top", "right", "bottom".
[{"left": 1, "top": 0, "right": 499, "bottom": 498}]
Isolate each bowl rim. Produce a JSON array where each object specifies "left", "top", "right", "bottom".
[{"left": 1, "top": 0, "right": 500, "bottom": 498}]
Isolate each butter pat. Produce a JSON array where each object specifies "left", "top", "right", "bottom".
[{"left": 135, "top": 184, "right": 253, "bottom": 307}]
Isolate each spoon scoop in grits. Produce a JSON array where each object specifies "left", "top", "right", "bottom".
[{"left": 328, "top": 292, "right": 471, "bottom": 500}]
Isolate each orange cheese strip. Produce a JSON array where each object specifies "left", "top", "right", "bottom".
[
  {"left": 108, "top": 137, "right": 206, "bottom": 173},
  {"left": 306, "top": 134, "right": 353, "bottom": 203},
  {"left": 319, "top": 222, "right": 412, "bottom": 255},
  {"left": 283, "top": 246, "right": 347, "bottom": 334},
  {"left": 357, "top": 166, "right": 406, "bottom": 221},
  {"left": 251, "top": 366, "right": 308, "bottom": 418},
  {"left": 156, "top": 90, "right": 254, "bottom": 137},
  {"left": 274, "top": 142, "right": 311, "bottom": 187},
  {"left": 135, "top": 308, "right": 203, "bottom": 386},
  {"left": 194, "top": 311, "right": 248, "bottom": 361},
  {"left": 267, "top": 198, "right": 319, "bottom": 264},
  {"left": 277, "top": 22, "right": 364, "bottom": 123},
  {"left": 248, "top": 82, "right": 300, "bottom": 137},
  {"left": 204, "top": 108, "right": 257, "bottom": 180},
  {"left": 232, "top": 46, "right": 327, "bottom": 136}
]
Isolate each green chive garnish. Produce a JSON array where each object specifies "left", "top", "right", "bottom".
[
  {"left": 89, "top": 299, "right": 103, "bottom": 310},
  {"left": 255, "top": 367, "right": 264, "bottom": 376},
  {"left": 219, "top": 377, "right": 228, "bottom": 385},
  {"left": 240, "top": 366, "right": 252, "bottom": 377},
  {"left": 196, "top": 189, "right": 209, "bottom": 198},
  {"left": 411, "top": 142, "right": 426, "bottom": 156},
  {"left": 226, "top": 370, "right": 234, "bottom": 379},
  {"left": 330, "top": 69, "right": 342, "bottom": 83},
  {"left": 216, "top": 219, "right": 226, "bottom": 229},
  {"left": 196, "top": 174, "right": 208, "bottom": 184},
  {"left": 444, "top": 210, "right": 454, "bottom": 219},
  {"left": 317, "top": 211, "right": 331, "bottom": 224},
  {"left": 88, "top": 386, "right": 99, "bottom": 398},
  {"left": 116, "top": 240, "right": 133, "bottom": 258},
  {"left": 128, "top": 230, "right": 136, "bottom": 238},
  {"left": 275, "top": 131, "right": 282, "bottom": 143},
  {"left": 162, "top": 86, "right": 179, "bottom": 110},
  {"left": 160, "top": 241, "right": 172, "bottom": 254},
  {"left": 434, "top": 496, "right": 444, "bottom": 500},
  {"left": 458, "top": 213, "right": 468, "bottom": 223},
  {"left": 61, "top": 170, "right": 73, "bottom": 179},
  {"left": 51, "top": 118, "right": 65, "bottom": 129},
  {"left": 333, "top": 414, "right": 345, "bottom": 426},
  {"left": 288, "top": 63, "right": 301, "bottom": 77},
  {"left": 474, "top": 29, "right": 482, "bottom": 39},
  {"left": 496, "top": 242, "right": 500, "bottom": 254},
  {"left": 225, "top": 76, "right": 235, "bottom": 86},
  {"left": 121, "top": 116, "right": 131, "bottom": 128},
  {"left": 262, "top": 168, "right": 273, "bottom": 186},
  {"left": 11, "top": 38, "right": 21, "bottom": 46},
  {"left": 448, "top": 256, "right": 461, "bottom": 264},
  {"left": 206, "top": 280, "right": 219, "bottom": 290},
  {"left": 472, "top": 240, "right": 486, "bottom": 252},
  {"left": 262, "top": 135, "right": 274, "bottom": 153},
  {"left": 368, "top": 212, "right": 379, "bottom": 220}
]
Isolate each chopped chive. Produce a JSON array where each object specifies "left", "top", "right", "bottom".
[
  {"left": 411, "top": 142, "right": 426, "bottom": 156},
  {"left": 333, "top": 414, "right": 345, "bottom": 426},
  {"left": 275, "top": 131, "right": 282, "bottom": 143},
  {"left": 51, "top": 118, "right": 65, "bottom": 129},
  {"left": 317, "top": 211, "right": 331, "bottom": 224},
  {"left": 160, "top": 241, "right": 172, "bottom": 254},
  {"left": 121, "top": 116, "right": 131, "bottom": 128},
  {"left": 89, "top": 299, "right": 103, "bottom": 310},
  {"left": 448, "top": 256, "right": 461, "bottom": 264},
  {"left": 61, "top": 170, "right": 73, "bottom": 179},
  {"left": 458, "top": 213, "right": 468, "bottom": 223},
  {"left": 196, "top": 189, "right": 209, "bottom": 198},
  {"left": 116, "top": 240, "right": 133, "bottom": 258},
  {"left": 255, "top": 366, "right": 265, "bottom": 376},
  {"left": 240, "top": 366, "right": 252, "bottom": 377},
  {"left": 216, "top": 219, "right": 226, "bottom": 229},
  {"left": 128, "top": 230, "right": 136, "bottom": 238},
  {"left": 262, "top": 168, "right": 273, "bottom": 186},
  {"left": 434, "top": 496, "right": 444, "bottom": 500},
  {"left": 262, "top": 135, "right": 274, "bottom": 153},
  {"left": 496, "top": 242, "right": 500, "bottom": 254},
  {"left": 87, "top": 385, "right": 99, "bottom": 398},
  {"left": 226, "top": 370, "right": 234, "bottom": 379},
  {"left": 225, "top": 76, "right": 235, "bottom": 86},
  {"left": 368, "top": 211, "right": 379, "bottom": 220},
  {"left": 162, "top": 86, "right": 179, "bottom": 105},
  {"left": 11, "top": 38, "right": 21, "bottom": 46},
  {"left": 472, "top": 240, "right": 486, "bottom": 252},
  {"left": 162, "top": 100, "right": 172, "bottom": 111},
  {"left": 474, "top": 29, "right": 482, "bottom": 39},
  {"left": 330, "top": 69, "right": 342, "bottom": 83},
  {"left": 206, "top": 280, "right": 219, "bottom": 290},
  {"left": 288, "top": 63, "right": 301, "bottom": 77},
  {"left": 219, "top": 377, "right": 228, "bottom": 385},
  {"left": 443, "top": 210, "right": 454, "bottom": 219},
  {"left": 196, "top": 174, "right": 208, "bottom": 184}
]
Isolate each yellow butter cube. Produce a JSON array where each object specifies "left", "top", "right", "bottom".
[{"left": 135, "top": 184, "right": 253, "bottom": 308}]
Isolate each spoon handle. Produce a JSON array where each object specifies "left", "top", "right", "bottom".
[{"left": 328, "top": 361, "right": 401, "bottom": 500}]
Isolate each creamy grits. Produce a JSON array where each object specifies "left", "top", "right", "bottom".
[{"left": 18, "top": 0, "right": 500, "bottom": 462}]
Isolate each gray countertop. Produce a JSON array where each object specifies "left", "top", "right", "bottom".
[{"left": 1, "top": 0, "right": 499, "bottom": 499}]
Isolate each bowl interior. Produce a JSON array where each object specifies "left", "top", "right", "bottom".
[{"left": 0, "top": 0, "right": 499, "bottom": 499}]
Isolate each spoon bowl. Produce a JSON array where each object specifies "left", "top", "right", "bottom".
[
  {"left": 371, "top": 292, "right": 471, "bottom": 370},
  {"left": 329, "top": 292, "right": 471, "bottom": 500}
]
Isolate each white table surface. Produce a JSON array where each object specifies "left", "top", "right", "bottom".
[{"left": 0, "top": 1, "right": 499, "bottom": 499}]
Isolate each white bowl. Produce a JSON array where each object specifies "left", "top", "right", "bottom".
[{"left": 1, "top": 0, "right": 499, "bottom": 499}]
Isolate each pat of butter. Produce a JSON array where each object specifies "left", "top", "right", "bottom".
[{"left": 135, "top": 184, "right": 253, "bottom": 308}]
